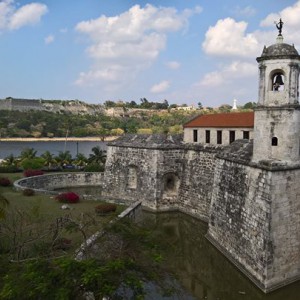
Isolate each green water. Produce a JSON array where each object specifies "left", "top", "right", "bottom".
[{"left": 142, "top": 211, "right": 300, "bottom": 300}]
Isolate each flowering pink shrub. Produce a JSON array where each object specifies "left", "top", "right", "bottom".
[
  {"left": 24, "top": 169, "right": 44, "bottom": 177},
  {"left": 0, "top": 177, "right": 11, "bottom": 186},
  {"left": 55, "top": 192, "right": 80, "bottom": 203}
]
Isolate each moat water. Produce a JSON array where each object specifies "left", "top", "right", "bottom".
[{"left": 142, "top": 211, "right": 300, "bottom": 300}]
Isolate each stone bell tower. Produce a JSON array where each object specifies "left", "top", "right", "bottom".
[{"left": 252, "top": 20, "right": 300, "bottom": 164}]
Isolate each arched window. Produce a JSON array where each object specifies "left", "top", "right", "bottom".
[
  {"left": 272, "top": 137, "right": 278, "bottom": 146},
  {"left": 271, "top": 71, "right": 285, "bottom": 91}
]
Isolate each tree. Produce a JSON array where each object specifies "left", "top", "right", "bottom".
[
  {"left": 197, "top": 102, "right": 203, "bottom": 109},
  {"left": 20, "top": 148, "right": 37, "bottom": 161},
  {"left": 88, "top": 146, "right": 107, "bottom": 165},
  {"left": 218, "top": 104, "right": 232, "bottom": 112},
  {"left": 104, "top": 100, "right": 116, "bottom": 108},
  {"left": 56, "top": 151, "right": 73, "bottom": 167},
  {"left": 41, "top": 151, "right": 57, "bottom": 169},
  {"left": 110, "top": 128, "right": 124, "bottom": 136},
  {"left": 243, "top": 102, "right": 256, "bottom": 109},
  {"left": 98, "top": 128, "right": 110, "bottom": 141},
  {"left": 2, "top": 154, "right": 19, "bottom": 167},
  {"left": 74, "top": 153, "right": 88, "bottom": 168}
]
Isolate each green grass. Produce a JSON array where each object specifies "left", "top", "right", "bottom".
[{"left": 0, "top": 172, "right": 126, "bottom": 258}]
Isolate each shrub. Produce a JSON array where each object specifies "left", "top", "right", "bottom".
[
  {"left": 95, "top": 203, "right": 117, "bottom": 215},
  {"left": 0, "top": 177, "right": 11, "bottom": 186},
  {"left": 23, "top": 169, "right": 44, "bottom": 177},
  {"left": 23, "top": 188, "right": 35, "bottom": 196},
  {"left": 0, "top": 166, "right": 20, "bottom": 173},
  {"left": 84, "top": 163, "right": 105, "bottom": 172},
  {"left": 20, "top": 158, "right": 44, "bottom": 170},
  {"left": 55, "top": 192, "right": 80, "bottom": 204}
]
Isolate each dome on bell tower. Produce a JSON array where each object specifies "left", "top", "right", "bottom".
[
  {"left": 262, "top": 42, "right": 298, "bottom": 56},
  {"left": 258, "top": 41, "right": 299, "bottom": 61}
]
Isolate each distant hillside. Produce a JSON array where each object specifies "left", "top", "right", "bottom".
[
  {"left": 0, "top": 98, "right": 104, "bottom": 115},
  {"left": 0, "top": 97, "right": 254, "bottom": 139}
]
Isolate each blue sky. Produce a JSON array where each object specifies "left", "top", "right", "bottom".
[{"left": 0, "top": 0, "right": 299, "bottom": 107}]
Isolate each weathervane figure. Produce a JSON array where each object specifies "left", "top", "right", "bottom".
[{"left": 276, "top": 18, "right": 283, "bottom": 36}]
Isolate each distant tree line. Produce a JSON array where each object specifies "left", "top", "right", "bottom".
[
  {"left": 104, "top": 98, "right": 170, "bottom": 110},
  {"left": 0, "top": 109, "right": 199, "bottom": 138}
]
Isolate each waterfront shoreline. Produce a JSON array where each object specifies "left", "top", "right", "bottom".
[{"left": 0, "top": 136, "right": 117, "bottom": 142}]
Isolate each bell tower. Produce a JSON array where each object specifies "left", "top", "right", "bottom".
[{"left": 253, "top": 19, "right": 300, "bottom": 164}]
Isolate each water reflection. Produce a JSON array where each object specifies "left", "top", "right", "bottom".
[{"left": 142, "top": 211, "right": 300, "bottom": 300}]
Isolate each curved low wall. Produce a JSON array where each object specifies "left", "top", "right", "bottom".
[{"left": 14, "top": 172, "right": 104, "bottom": 194}]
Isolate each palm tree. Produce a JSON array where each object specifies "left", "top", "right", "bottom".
[
  {"left": 55, "top": 151, "right": 73, "bottom": 167},
  {"left": 74, "top": 153, "right": 88, "bottom": 168},
  {"left": 41, "top": 151, "right": 57, "bottom": 169},
  {"left": 88, "top": 146, "right": 107, "bottom": 165},
  {"left": 3, "top": 154, "right": 19, "bottom": 167},
  {"left": 20, "top": 148, "right": 37, "bottom": 161}
]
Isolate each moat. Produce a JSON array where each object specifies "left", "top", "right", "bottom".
[{"left": 145, "top": 212, "right": 300, "bottom": 300}]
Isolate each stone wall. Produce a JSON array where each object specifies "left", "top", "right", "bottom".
[
  {"left": 267, "top": 169, "right": 300, "bottom": 290},
  {"left": 14, "top": 172, "right": 104, "bottom": 194},
  {"left": 207, "top": 154, "right": 300, "bottom": 292},
  {"left": 207, "top": 159, "right": 272, "bottom": 290},
  {"left": 102, "top": 134, "right": 222, "bottom": 221}
]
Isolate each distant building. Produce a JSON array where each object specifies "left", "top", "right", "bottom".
[
  {"left": 183, "top": 111, "right": 254, "bottom": 145},
  {"left": 171, "top": 105, "right": 195, "bottom": 111}
]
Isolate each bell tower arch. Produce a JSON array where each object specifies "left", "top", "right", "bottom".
[{"left": 253, "top": 29, "right": 300, "bottom": 164}]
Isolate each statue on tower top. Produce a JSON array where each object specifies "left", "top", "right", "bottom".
[{"left": 276, "top": 18, "right": 283, "bottom": 36}]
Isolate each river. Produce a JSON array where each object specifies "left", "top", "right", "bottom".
[{"left": 0, "top": 140, "right": 107, "bottom": 159}]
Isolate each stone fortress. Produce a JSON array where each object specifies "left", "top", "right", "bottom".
[{"left": 101, "top": 22, "right": 300, "bottom": 293}]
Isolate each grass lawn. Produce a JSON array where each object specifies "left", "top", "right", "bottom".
[{"left": 0, "top": 172, "right": 126, "bottom": 259}]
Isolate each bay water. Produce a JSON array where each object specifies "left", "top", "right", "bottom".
[{"left": 0, "top": 140, "right": 107, "bottom": 159}]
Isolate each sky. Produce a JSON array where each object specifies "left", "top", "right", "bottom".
[{"left": 0, "top": 0, "right": 299, "bottom": 107}]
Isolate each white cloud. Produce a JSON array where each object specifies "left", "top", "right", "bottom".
[
  {"left": 0, "top": 0, "right": 47, "bottom": 31},
  {"left": 44, "top": 34, "right": 54, "bottom": 44},
  {"left": 150, "top": 80, "right": 170, "bottom": 93},
  {"left": 8, "top": 2, "right": 47, "bottom": 30},
  {"left": 261, "top": 1, "right": 300, "bottom": 28},
  {"left": 75, "top": 4, "right": 201, "bottom": 89},
  {"left": 200, "top": 61, "right": 256, "bottom": 87},
  {"left": 202, "top": 18, "right": 259, "bottom": 58},
  {"left": 165, "top": 61, "right": 180, "bottom": 70}
]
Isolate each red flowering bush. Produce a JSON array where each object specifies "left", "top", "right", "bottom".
[
  {"left": 0, "top": 177, "right": 11, "bottom": 186},
  {"left": 95, "top": 203, "right": 117, "bottom": 215},
  {"left": 55, "top": 192, "right": 80, "bottom": 204},
  {"left": 24, "top": 169, "right": 44, "bottom": 177}
]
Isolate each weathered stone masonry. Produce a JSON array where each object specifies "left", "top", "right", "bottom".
[{"left": 102, "top": 134, "right": 222, "bottom": 221}]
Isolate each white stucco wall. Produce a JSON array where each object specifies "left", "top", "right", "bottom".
[{"left": 184, "top": 127, "right": 253, "bottom": 145}]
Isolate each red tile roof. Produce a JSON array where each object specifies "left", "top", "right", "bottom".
[{"left": 184, "top": 111, "right": 254, "bottom": 128}]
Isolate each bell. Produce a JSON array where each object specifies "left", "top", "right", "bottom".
[{"left": 274, "top": 74, "right": 284, "bottom": 85}]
